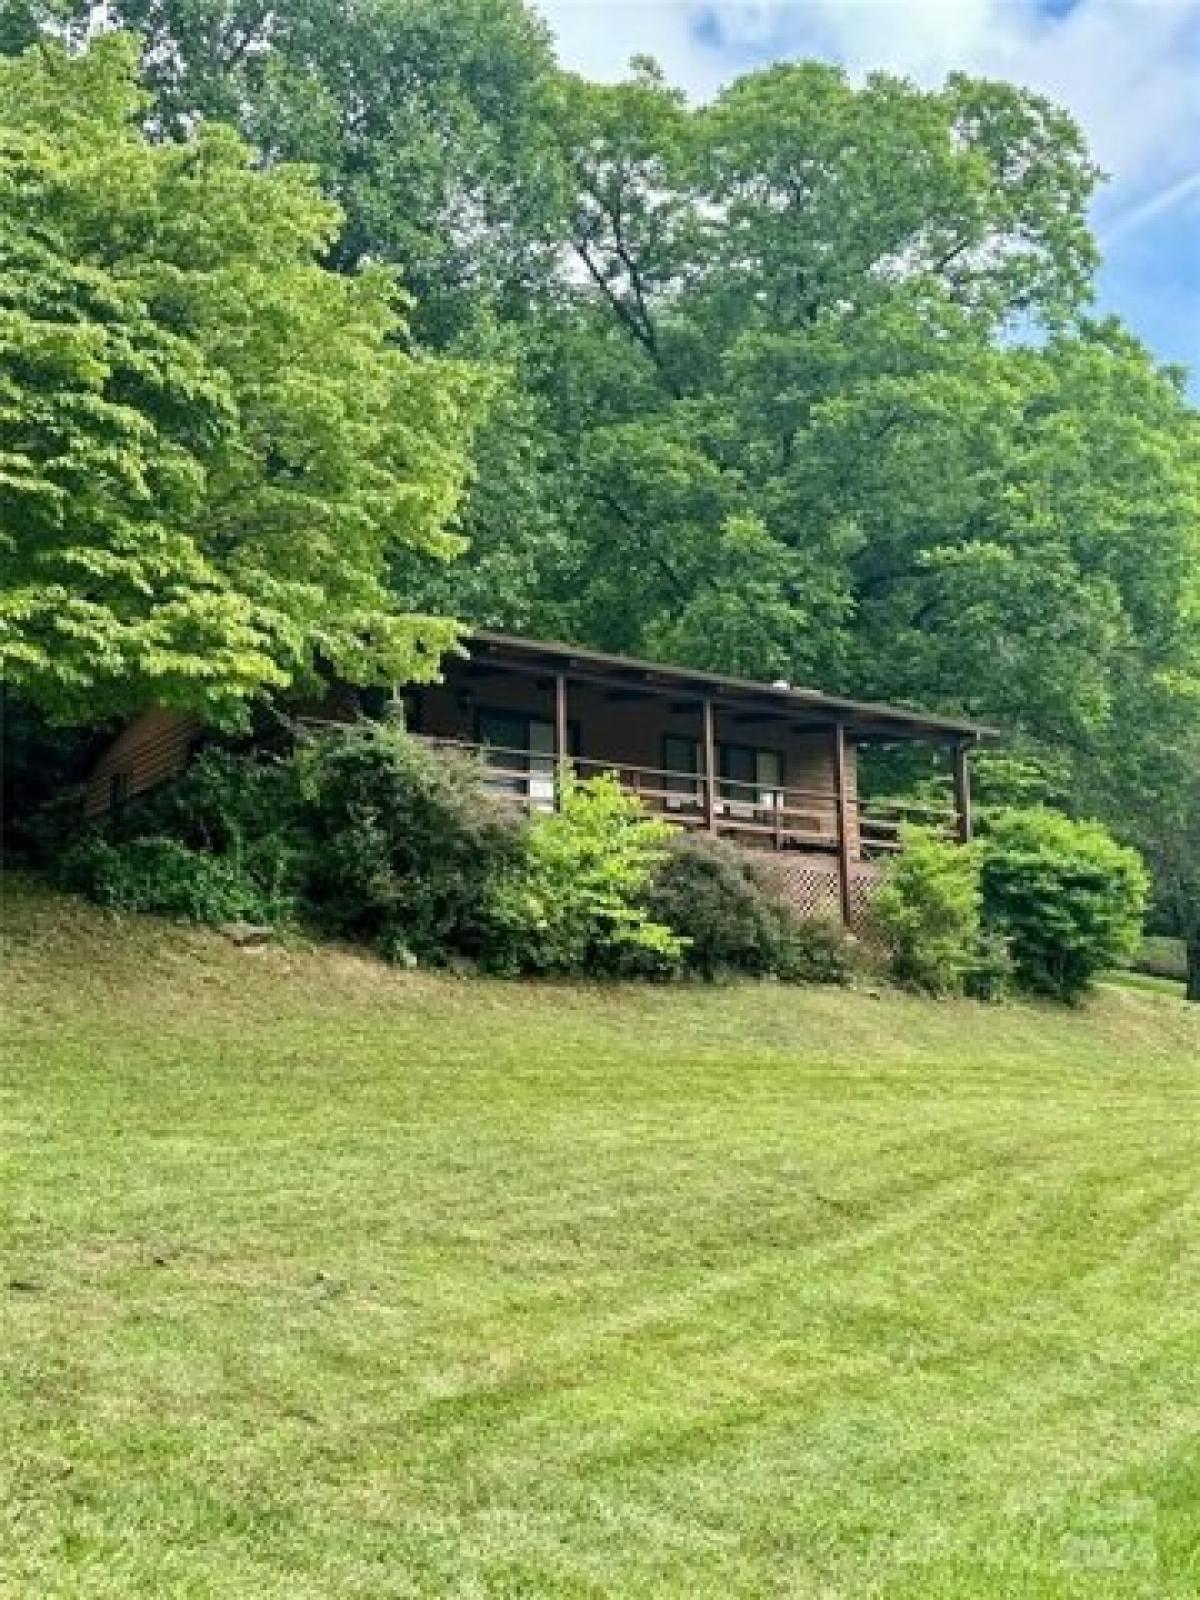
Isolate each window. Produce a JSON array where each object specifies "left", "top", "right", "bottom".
[
  {"left": 663, "top": 734, "right": 701, "bottom": 809},
  {"left": 660, "top": 737, "right": 783, "bottom": 814},
  {"left": 477, "top": 711, "right": 576, "bottom": 809},
  {"left": 720, "top": 744, "right": 783, "bottom": 814}
]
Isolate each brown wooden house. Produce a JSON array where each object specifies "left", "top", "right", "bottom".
[{"left": 85, "top": 630, "right": 991, "bottom": 925}]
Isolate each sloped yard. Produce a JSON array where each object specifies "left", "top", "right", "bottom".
[{"left": 3, "top": 876, "right": 1199, "bottom": 1598}]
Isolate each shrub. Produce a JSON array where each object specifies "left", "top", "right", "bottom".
[
  {"left": 980, "top": 809, "right": 1149, "bottom": 1002},
  {"left": 56, "top": 835, "right": 286, "bottom": 924},
  {"left": 45, "top": 747, "right": 305, "bottom": 928},
  {"left": 643, "top": 834, "right": 855, "bottom": 984},
  {"left": 118, "top": 748, "right": 296, "bottom": 850},
  {"left": 776, "top": 915, "right": 859, "bottom": 986},
  {"left": 293, "top": 721, "right": 524, "bottom": 960},
  {"left": 644, "top": 834, "right": 792, "bottom": 977},
  {"left": 963, "top": 928, "right": 1015, "bottom": 1003},
  {"left": 1, "top": 696, "right": 93, "bottom": 858},
  {"left": 1122, "top": 934, "right": 1187, "bottom": 982},
  {"left": 872, "top": 826, "right": 983, "bottom": 994},
  {"left": 25, "top": 783, "right": 92, "bottom": 868},
  {"left": 484, "top": 774, "right": 684, "bottom": 976},
  {"left": 112, "top": 748, "right": 305, "bottom": 915}
]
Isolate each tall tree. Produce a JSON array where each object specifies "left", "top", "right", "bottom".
[
  {"left": 492, "top": 60, "right": 1199, "bottom": 950},
  {"left": 12, "top": 0, "right": 569, "bottom": 346},
  {"left": 490, "top": 64, "right": 1131, "bottom": 698},
  {"left": 0, "top": 35, "right": 486, "bottom": 725},
  {"left": 6, "top": 15, "right": 1197, "bottom": 956},
  {"left": 1101, "top": 695, "right": 1200, "bottom": 1002},
  {"left": 493, "top": 65, "right": 1197, "bottom": 735}
]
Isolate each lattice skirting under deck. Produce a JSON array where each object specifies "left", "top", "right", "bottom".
[{"left": 753, "top": 852, "right": 883, "bottom": 930}]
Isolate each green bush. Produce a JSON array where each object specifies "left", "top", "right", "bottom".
[
  {"left": 50, "top": 751, "right": 302, "bottom": 927},
  {"left": 776, "top": 915, "right": 859, "bottom": 986},
  {"left": 980, "top": 809, "right": 1149, "bottom": 1002},
  {"left": 963, "top": 928, "right": 1015, "bottom": 1003},
  {"left": 293, "top": 721, "right": 525, "bottom": 961},
  {"left": 1123, "top": 935, "right": 1187, "bottom": 982},
  {"left": 51, "top": 731, "right": 1145, "bottom": 1008},
  {"left": 56, "top": 835, "right": 286, "bottom": 924},
  {"left": 643, "top": 834, "right": 855, "bottom": 984},
  {"left": 872, "top": 826, "right": 983, "bottom": 994},
  {"left": 484, "top": 774, "right": 684, "bottom": 976},
  {"left": 644, "top": 834, "right": 792, "bottom": 978},
  {"left": 112, "top": 748, "right": 305, "bottom": 917},
  {"left": 45, "top": 731, "right": 522, "bottom": 954},
  {"left": 118, "top": 748, "right": 295, "bottom": 848},
  {"left": 1, "top": 696, "right": 93, "bottom": 858}
]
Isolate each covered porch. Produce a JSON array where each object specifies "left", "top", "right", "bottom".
[{"left": 403, "top": 632, "right": 988, "bottom": 926}]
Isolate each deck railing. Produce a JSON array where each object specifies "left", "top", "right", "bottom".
[{"left": 415, "top": 736, "right": 958, "bottom": 857}]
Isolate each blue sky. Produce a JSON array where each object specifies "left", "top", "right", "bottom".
[{"left": 536, "top": 0, "right": 1200, "bottom": 393}]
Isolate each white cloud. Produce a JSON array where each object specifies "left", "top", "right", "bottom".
[
  {"left": 534, "top": 0, "right": 1199, "bottom": 382},
  {"left": 1101, "top": 168, "right": 1200, "bottom": 244},
  {"left": 535, "top": 0, "right": 736, "bottom": 98},
  {"left": 534, "top": 0, "right": 1200, "bottom": 209}
]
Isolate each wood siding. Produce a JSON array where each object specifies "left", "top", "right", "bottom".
[{"left": 84, "top": 707, "right": 203, "bottom": 818}]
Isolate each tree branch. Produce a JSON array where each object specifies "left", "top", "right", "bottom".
[
  {"left": 588, "top": 484, "right": 695, "bottom": 603},
  {"left": 572, "top": 170, "right": 682, "bottom": 399}
]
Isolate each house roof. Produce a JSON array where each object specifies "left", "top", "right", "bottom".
[{"left": 464, "top": 631, "right": 997, "bottom": 742}]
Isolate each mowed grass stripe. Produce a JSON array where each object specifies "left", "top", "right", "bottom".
[{"left": 2, "top": 876, "right": 1199, "bottom": 1597}]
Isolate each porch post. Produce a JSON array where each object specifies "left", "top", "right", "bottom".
[
  {"left": 554, "top": 671, "right": 570, "bottom": 809},
  {"left": 701, "top": 696, "right": 717, "bottom": 832},
  {"left": 952, "top": 738, "right": 974, "bottom": 843},
  {"left": 831, "top": 720, "right": 853, "bottom": 926}
]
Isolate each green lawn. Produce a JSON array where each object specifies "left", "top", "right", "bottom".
[
  {"left": 1102, "top": 968, "right": 1188, "bottom": 1000},
  {"left": 3, "top": 876, "right": 1199, "bottom": 1599}
]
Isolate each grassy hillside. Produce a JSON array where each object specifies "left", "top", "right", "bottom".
[{"left": 3, "top": 875, "right": 1199, "bottom": 1599}]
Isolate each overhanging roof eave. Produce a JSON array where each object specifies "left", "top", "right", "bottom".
[{"left": 463, "top": 630, "right": 999, "bottom": 742}]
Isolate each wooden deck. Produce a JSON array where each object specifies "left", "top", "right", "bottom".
[
  {"left": 418, "top": 737, "right": 956, "bottom": 853},
  {"left": 418, "top": 736, "right": 953, "bottom": 925}
]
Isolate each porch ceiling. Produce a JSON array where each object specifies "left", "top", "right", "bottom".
[{"left": 461, "top": 631, "right": 997, "bottom": 744}]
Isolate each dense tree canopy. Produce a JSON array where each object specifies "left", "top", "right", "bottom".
[
  {"left": 24, "top": 0, "right": 569, "bottom": 346},
  {"left": 5, "top": 6, "right": 1199, "bottom": 970},
  {"left": 0, "top": 35, "right": 485, "bottom": 724},
  {"left": 485, "top": 63, "right": 1196, "bottom": 743},
  {"left": 444, "top": 62, "right": 1199, "bottom": 957}
]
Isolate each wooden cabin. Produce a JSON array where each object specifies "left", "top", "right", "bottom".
[{"left": 85, "top": 630, "right": 990, "bottom": 925}]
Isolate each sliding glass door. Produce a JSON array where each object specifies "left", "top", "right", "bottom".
[
  {"left": 478, "top": 711, "right": 557, "bottom": 808},
  {"left": 663, "top": 734, "right": 703, "bottom": 810},
  {"left": 661, "top": 736, "right": 783, "bottom": 816},
  {"left": 720, "top": 744, "right": 783, "bottom": 815}
]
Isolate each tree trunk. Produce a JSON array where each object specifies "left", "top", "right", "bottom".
[{"left": 1187, "top": 929, "right": 1200, "bottom": 1005}]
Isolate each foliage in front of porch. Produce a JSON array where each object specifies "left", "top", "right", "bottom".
[
  {"left": 2, "top": 22, "right": 1196, "bottom": 996},
  {"left": 47, "top": 724, "right": 856, "bottom": 986},
  {"left": 44, "top": 721, "right": 1145, "bottom": 1003}
]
